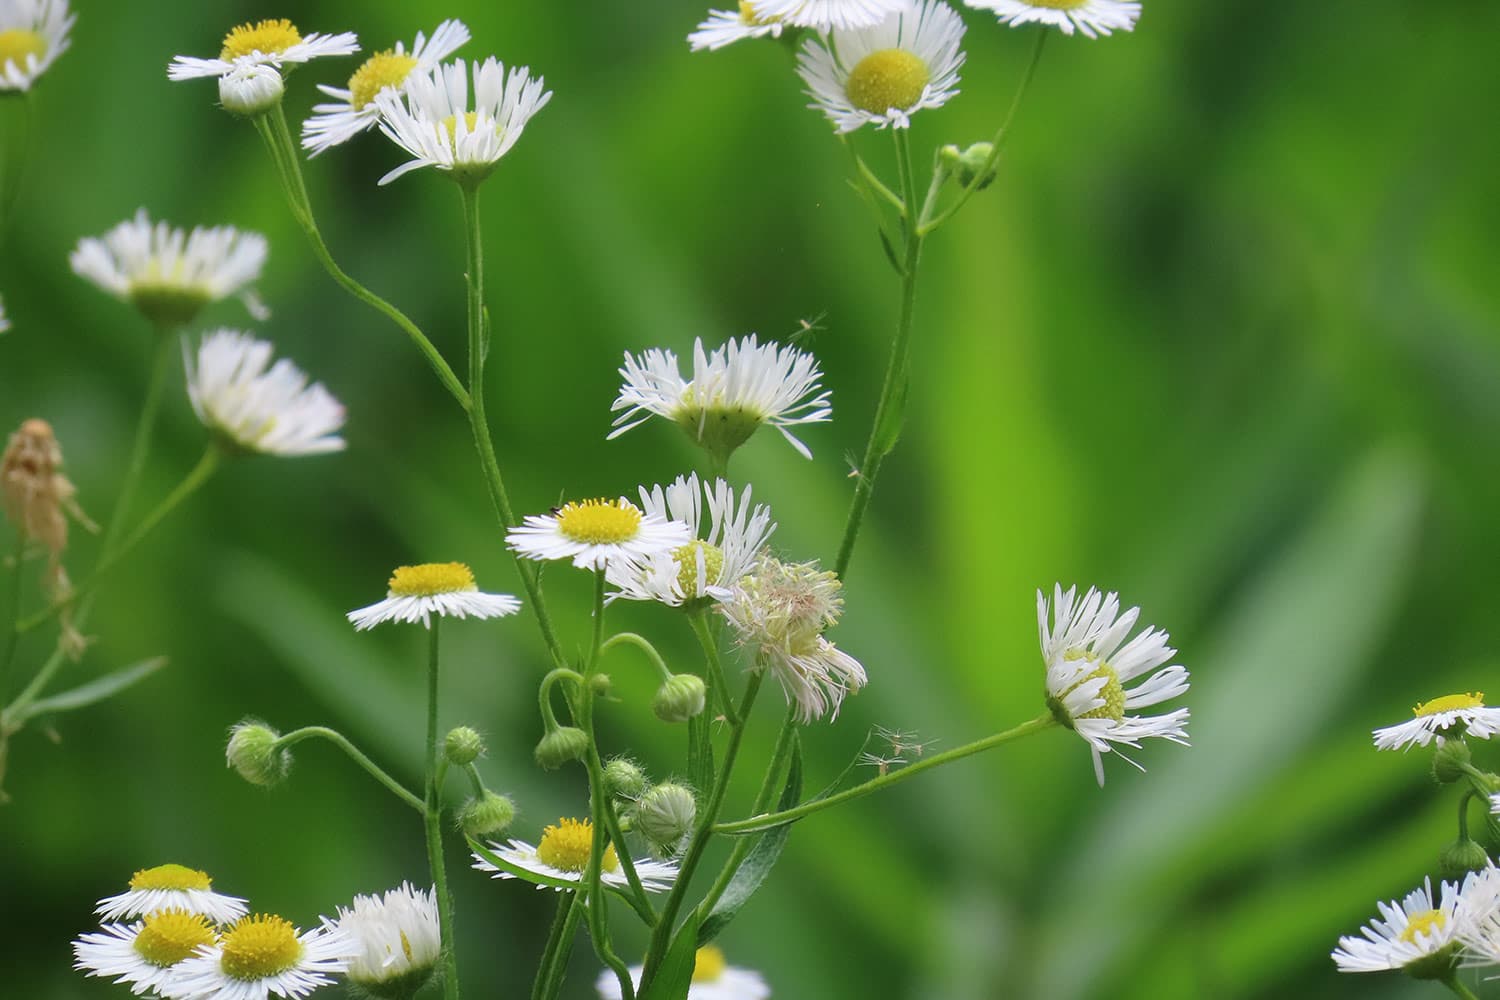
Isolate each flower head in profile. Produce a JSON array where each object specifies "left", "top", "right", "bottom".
[
  {"left": 302, "top": 20, "right": 470, "bottom": 156},
  {"left": 0, "top": 0, "right": 74, "bottom": 92},
  {"left": 688, "top": 4, "right": 785, "bottom": 51},
  {"left": 348, "top": 562, "right": 521, "bottom": 630},
  {"left": 799, "top": 0, "right": 965, "bottom": 133},
  {"left": 610, "top": 335, "right": 832, "bottom": 463},
  {"left": 168, "top": 18, "right": 358, "bottom": 83},
  {"left": 596, "top": 945, "right": 771, "bottom": 999},
  {"left": 964, "top": 0, "right": 1140, "bottom": 39},
  {"left": 508, "top": 498, "right": 692, "bottom": 572},
  {"left": 375, "top": 57, "right": 552, "bottom": 186},
  {"left": 71, "top": 210, "right": 268, "bottom": 328},
  {"left": 1372, "top": 692, "right": 1500, "bottom": 752},
  {"left": 326, "top": 883, "right": 441, "bottom": 998},
  {"left": 473, "top": 816, "right": 678, "bottom": 893},
  {"left": 1332, "top": 876, "right": 1467, "bottom": 978},
  {"left": 1040, "top": 585, "right": 1189, "bottom": 785},
  {"left": 74, "top": 910, "right": 220, "bottom": 997},
  {"left": 95, "top": 864, "right": 248, "bottom": 925},
  {"left": 750, "top": 0, "right": 910, "bottom": 30},
  {"left": 608, "top": 474, "right": 775, "bottom": 608},
  {"left": 185, "top": 330, "right": 346, "bottom": 457},
  {"left": 162, "top": 913, "right": 353, "bottom": 1000}
]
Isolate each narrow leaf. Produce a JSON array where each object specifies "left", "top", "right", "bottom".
[
  {"left": 640, "top": 908, "right": 701, "bottom": 1000},
  {"left": 18, "top": 657, "right": 167, "bottom": 723}
]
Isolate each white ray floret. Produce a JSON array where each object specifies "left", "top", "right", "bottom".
[
  {"left": 0, "top": 293, "right": 9, "bottom": 334},
  {"left": 0, "top": 0, "right": 73, "bottom": 91},
  {"left": 348, "top": 562, "right": 521, "bottom": 630},
  {"left": 750, "top": 0, "right": 909, "bottom": 30},
  {"left": 799, "top": 0, "right": 965, "bottom": 133},
  {"left": 596, "top": 945, "right": 770, "bottom": 999},
  {"left": 302, "top": 20, "right": 470, "bottom": 156},
  {"left": 168, "top": 18, "right": 358, "bottom": 81},
  {"left": 508, "top": 498, "right": 692, "bottom": 572},
  {"left": 74, "top": 912, "right": 220, "bottom": 997},
  {"left": 184, "top": 330, "right": 346, "bottom": 457},
  {"left": 1456, "top": 864, "right": 1500, "bottom": 965},
  {"left": 95, "top": 865, "right": 248, "bottom": 925},
  {"left": 1332, "top": 876, "right": 1467, "bottom": 974},
  {"left": 964, "top": 0, "right": 1140, "bottom": 39},
  {"left": 374, "top": 57, "right": 552, "bottom": 185},
  {"left": 688, "top": 5, "right": 785, "bottom": 51},
  {"left": 325, "top": 883, "right": 441, "bottom": 993},
  {"left": 1372, "top": 692, "right": 1500, "bottom": 751},
  {"left": 161, "top": 914, "right": 353, "bottom": 1000},
  {"left": 473, "top": 817, "right": 678, "bottom": 893},
  {"left": 1039, "top": 584, "right": 1189, "bottom": 786}
]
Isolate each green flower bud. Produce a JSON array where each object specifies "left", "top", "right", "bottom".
[
  {"left": 1440, "top": 837, "right": 1491, "bottom": 880},
  {"left": 653, "top": 674, "right": 707, "bottom": 723},
  {"left": 444, "top": 726, "right": 485, "bottom": 766},
  {"left": 635, "top": 783, "right": 696, "bottom": 856},
  {"left": 939, "top": 142, "right": 998, "bottom": 191},
  {"left": 590, "top": 673, "right": 614, "bottom": 697},
  {"left": 225, "top": 721, "right": 291, "bottom": 787},
  {"left": 534, "top": 726, "right": 589, "bottom": 770},
  {"left": 603, "top": 757, "right": 648, "bottom": 800},
  {"left": 1432, "top": 739, "right": 1472, "bottom": 784},
  {"left": 461, "top": 791, "right": 517, "bottom": 839}
]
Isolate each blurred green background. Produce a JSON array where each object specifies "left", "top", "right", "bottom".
[{"left": 3, "top": 1, "right": 1499, "bottom": 997}]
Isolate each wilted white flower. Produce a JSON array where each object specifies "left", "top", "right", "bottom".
[
  {"left": 74, "top": 911, "right": 219, "bottom": 997},
  {"left": 688, "top": 5, "right": 785, "bottom": 51},
  {"left": 0, "top": 0, "right": 74, "bottom": 91},
  {"left": 508, "top": 498, "right": 691, "bottom": 572},
  {"left": 964, "top": 0, "right": 1140, "bottom": 39},
  {"left": 473, "top": 817, "right": 678, "bottom": 893},
  {"left": 596, "top": 945, "right": 770, "bottom": 999},
  {"left": 347, "top": 562, "right": 521, "bottom": 630},
  {"left": 1332, "top": 876, "right": 1466, "bottom": 976},
  {"left": 749, "top": 0, "right": 909, "bottom": 30},
  {"left": 168, "top": 18, "right": 358, "bottom": 82},
  {"left": 184, "top": 330, "right": 346, "bottom": 457},
  {"left": 162, "top": 914, "right": 353, "bottom": 1000},
  {"left": 94, "top": 864, "right": 248, "bottom": 926},
  {"left": 1372, "top": 693, "right": 1500, "bottom": 752},
  {"left": 327, "top": 883, "right": 441, "bottom": 995},
  {"left": 218, "top": 63, "right": 283, "bottom": 116}
]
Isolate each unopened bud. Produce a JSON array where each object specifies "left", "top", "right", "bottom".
[
  {"left": 590, "top": 673, "right": 613, "bottom": 697},
  {"left": 534, "top": 726, "right": 589, "bottom": 770},
  {"left": 461, "top": 792, "right": 517, "bottom": 839},
  {"left": 1432, "top": 739, "right": 1473, "bottom": 785},
  {"left": 444, "top": 726, "right": 485, "bottom": 766},
  {"left": 635, "top": 783, "right": 696, "bottom": 856},
  {"left": 939, "top": 142, "right": 998, "bottom": 191},
  {"left": 226, "top": 721, "right": 291, "bottom": 787},
  {"left": 1440, "top": 837, "right": 1491, "bottom": 880},
  {"left": 653, "top": 674, "right": 707, "bottom": 723},
  {"left": 603, "top": 757, "right": 647, "bottom": 800},
  {"left": 219, "top": 64, "right": 284, "bottom": 116}
]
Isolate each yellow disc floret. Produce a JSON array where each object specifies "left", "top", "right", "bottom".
[
  {"left": 1400, "top": 909, "right": 1447, "bottom": 945},
  {"left": 845, "top": 49, "right": 930, "bottom": 116},
  {"left": 0, "top": 30, "right": 46, "bottom": 70},
  {"left": 1027, "top": 0, "right": 1088, "bottom": 8},
  {"left": 556, "top": 500, "right": 643, "bottom": 545},
  {"left": 1414, "top": 692, "right": 1485, "bottom": 718},
  {"left": 129, "top": 864, "right": 214, "bottom": 892},
  {"left": 349, "top": 51, "right": 419, "bottom": 110},
  {"left": 221, "top": 19, "right": 303, "bottom": 60},
  {"left": 219, "top": 914, "right": 304, "bottom": 981},
  {"left": 388, "top": 562, "right": 477, "bottom": 597},
  {"left": 674, "top": 540, "right": 725, "bottom": 596},
  {"left": 693, "top": 945, "right": 727, "bottom": 984},
  {"left": 535, "top": 817, "right": 620, "bottom": 874},
  {"left": 440, "top": 111, "right": 484, "bottom": 144},
  {"left": 737, "top": 1, "right": 779, "bottom": 25},
  {"left": 1061, "top": 653, "right": 1126, "bottom": 722},
  {"left": 132, "top": 910, "right": 217, "bottom": 968}
]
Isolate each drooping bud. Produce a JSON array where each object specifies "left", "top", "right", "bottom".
[
  {"left": 460, "top": 792, "right": 517, "bottom": 839},
  {"left": 444, "top": 726, "right": 485, "bottom": 766},
  {"left": 1432, "top": 738, "right": 1472, "bottom": 785},
  {"left": 1439, "top": 837, "right": 1491, "bottom": 881},
  {"left": 225, "top": 721, "right": 291, "bottom": 787},
  {"left": 219, "top": 63, "right": 285, "bottom": 116},
  {"left": 603, "top": 757, "right": 648, "bottom": 800},
  {"left": 635, "top": 783, "right": 697, "bottom": 857},
  {"left": 653, "top": 673, "right": 707, "bottom": 723},
  {"left": 534, "top": 726, "right": 589, "bottom": 770},
  {"left": 939, "top": 142, "right": 998, "bottom": 191},
  {"left": 590, "top": 673, "right": 614, "bottom": 697}
]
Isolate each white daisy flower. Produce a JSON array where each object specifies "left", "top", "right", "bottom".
[
  {"left": 374, "top": 57, "right": 552, "bottom": 186},
  {"left": 0, "top": 0, "right": 73, "bottom": 92},
  {"left": 798, "top": 0, "right": 965, "bottom": 134},
  {"left": 609, "top": 335, "right": 832, "bottom": 461},
  {"left": 1372, "top": 692, "right": 1500, "bottom": 751},
  {"left": 596, "top": 945, "right": 770, "bottom": 1000},
  {"left": 95, "top": 864, "right": 249, "bottom": 926},
  {"left": 1039, "top": 584, "right": 1189, "bottom": 786},
  {"left": 74, "top": 910, "right": 220, "bottom": 997},
  {"left": 70, "top": 210, "right": 268, "bottom": 328},
  {"left": 347, "top": 562, "right": 521, "bottom": 630},
  {"left": 1456, "top": 864, "right": 1500, "bottom": 965},
  {"left": 608, "top": 474, "right": 775, "bottom": 607},
  {"left": 1332, "top": 876, "right": 1465, "bottom": 976},
  {"left": 162, "top": 913, "right": 353, "bottom": 1000},
  {"left": 184, "top": 330, "right": 346, "bottom": 457},
  {"left": 750, "top": 0, "right": 910, "bottom": 30},
  {"left": 508, "top": 498, "right": 692, "bottom": 572},
  {"left": 168, "top": 18, "right": 358, "bottom": 82},
  {"left": 964, "top": 0, "right": 1140, "bottom": 39},
  {"left": 301, "top": 20, "right": 470, "bottom": 156},
  {"left": 326, "top": 883, "right": 441, "bottom": 996},
  {"left": 688, "top": 5, "right": 785, "bottom": 51},
  {"left": 472, "top": 816, "right": 678, "bottom": 893}
]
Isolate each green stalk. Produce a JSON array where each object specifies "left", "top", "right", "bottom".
[
  {"left": 0, "top": 536, "right": 25, "bottom": 700},
  {"left": 689, "top": 610, "right": 739, "bottom": 726},
  {"left": 103, "top": 333, "right": 176, "bottom": 559},
  {"left": 532, "top": 892, "right": 579, "bottom": 1000},
  {"left": 424, "top": 621, "right": 462, "bottom": 1000},
  {"left": 1441, "top": 974, "right": 1481, "bottom": 1000},
  {"left": 271, "top": 726, "right": 424, "bottom": 813}
]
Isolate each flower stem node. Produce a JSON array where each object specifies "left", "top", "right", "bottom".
[
  {"left": 940, "top": 141, "right": 997, "bottom": 191},
  {"left": 1438, "top": 837, "right": 1490, "bottom": 881},
  {"left": 635, "top": 783, "right": 697, "bottom": 857},
  {"left": 653, "top": 673, "right": 708, "bottom": 723},
  {"left": 603, "top": 757, "right": 648, "bottom": 800},
  {"left": 219, "top": 63, "right": 284, "bottom": 117},
  {"left": 225, "top": 721, "right": 291, "bottom": 787},
  {"left": 533, "top": 726, "right": 589, "bottom": 770},
  {"left": 460, "top": 791, "right": 517, "bottom": 839},
  {"left": 1432, "top": 738, "right": 1473, "bottom": 785},
  {"left": 443, "top": 726, "right": 485, "bottom": 766}
]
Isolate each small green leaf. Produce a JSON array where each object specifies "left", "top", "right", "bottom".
[
  {"left": 17, "top": 657, "right": 167, "bottom": 723},
  {"left": 872, "top": 370, "right": 909, "bottom": 457},
  {"left": 640, "top": 908, "right": 701, "bottom": 1000}
]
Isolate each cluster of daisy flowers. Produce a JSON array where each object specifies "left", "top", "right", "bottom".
[
  {"left": 73, "top": 865, "right": 441, "bottom": 1000},
  {"left": 1333, "top": 868, "right": 1500, "bottom": 982}
]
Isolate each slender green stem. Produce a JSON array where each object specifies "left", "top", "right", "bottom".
[
  {"left": 103, "top": 334, "right": 176, "bottom": 558},
  {"left": 689, "top": 611, "right": 738, "bottom": 727},
  {"left": 0, "top": 536, "right": 25, "bottom": 700},
  {"left": 423, "top": 621, "right": 462, "bottom": 1000},
  {"left": 532, "top": 892, "right": 579, "bottom": 1000},
  {"left": 601, "top": 632, "right": 673, "bottom": 681},
  {"left": 716, "top": 714, "right": 1056, "bottom": 835},
  {"left": 601, "top": 795, "right": 656, "bottom": 923},
  {"left": 1441, "top": 974, "right": 1481, "bottom": 1000},
  {"left": 271, "top": 726, "right": 424, "bottom": 812},
  {"left": 1458, "top": 788, "right": 1476, "bottom": 841},
  {"left": 537, "top": 890, "right": 586, "bottom": 1000}
]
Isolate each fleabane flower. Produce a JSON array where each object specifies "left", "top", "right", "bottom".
[
  {"left": 347, "top": 562, "right": 521, "bottom": 630},
  {"left": 964, "top": 0, "right": 1140, "bottom": 39},
  {"left": 302, "top": 20, "right": 470, "bottom": 156},
  {"left": 608, "top": 474, "right": 775, "bottom": 608},
  {"left": 374, "top": 57, "right": 552, "bottom": 186},
  {"left": 74, "top": 909, "right": 220, "bottom": 997},
  {"left": 688, "top": 4, "right": 785, "bottom": 51},
  {"left": 168, "top": 18, "right": 358, "bottom": 83},
  {"left": 610, "top": 335, "right": 832, "bottom": 462},
  {"left": 1372, "top": 693, "right": 1500, "bottom": 752},
  {"left": 1456, "top": 864, "right": 1500, "bottom": 965},
  {"left": 1040, "top": 585, "right": 1189, "bottom": 786},
  {"left": 326, "top": 883, "right": 441, "bottom": 999},
  {"left": 70, "top": 210, "right": 268, "bottom": 328},
  {"left": 799, "top": 0, "right": 965, "bottom": 133},
  {"left": 185, "top": 330, "right": 346, "bottom": 457},
  {"left": 473, "top": 816, "right": 679, "bottom": 893},
  {"left": 596, "top": 945, "right": 771, "bottom": 999},
  {"left": 508, "top": 498, "right": 692, "bottom": 572},
  {"left": 1332, "top": 876, "right": 1465, "bottom": 978},
  {"left": 162, "top": 913, "right": 353, "bottom": 1000},
  {"left": 750, "top": 0, "right": 910, "bottom": 30},
  {"left": 95, "top": 864, "right": 248, "bottom": 925},
  {"left": 0, "top": 0, "right": 74, "bottom": 91}
]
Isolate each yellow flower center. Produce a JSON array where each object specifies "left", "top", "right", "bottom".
[
  {"left": 0, "top": 30, "right": 46, "bottom": 70},
  {"left": 219, "top": 914, "right": 304, "bottom": 981},
  {"left": 674, "top": 540, "right": 725, "bottom": 595},
  {"left": 535, "top": 817, "right": 620, "bottom": 874},
  {"left": 349, "top": 50, "right": 419, "bottom": 110},
  {"left": 221, "top": 19, "right": 303, "bottom": 60},
  {"left": 388, "top": 562, "right": 477, "bottom": 597},
  {"left": 440, "top": 111, "right": 485, "bottom": 144},
  {"left": 129, "top": 863, "right": 214, "bottom": 892},
  {"left": 132, "top": 910, "right": 217, "bottom": 968},
  {"left": 845, "top": 49, "right": 930, "bottom": 116},
  {"left": 737, "top": 1, "right": 779, "bottom": 25},
  {"left": 556, "top": 500, "right": 643, "bottom": 546},
  {"left": 1400, "top": 909, "right": 1447, "bottom": 945},
  {"left": 1414, "top": 692, "right": 1485, "bottom": 718},
  {"left": 1061, "top": 652, "right": 1125, "bottom": 722},
  {"left": 1026, "top": 0, "right": 1088, "bottom": 8},
  {"left": 693, "top": 945, "right": 727, "bottom": 984}
]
